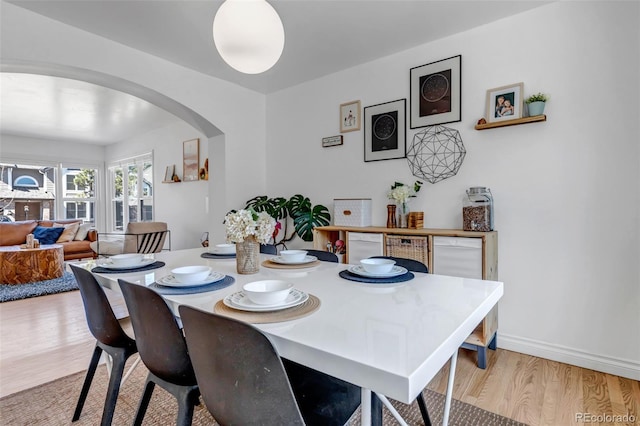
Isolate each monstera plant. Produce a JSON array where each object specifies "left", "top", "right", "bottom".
[{"left": 243, "top": 194, "right": 331, "bottom": 247}]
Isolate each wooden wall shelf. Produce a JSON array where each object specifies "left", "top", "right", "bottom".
[{"left": 475, "top": 114, "right": 546, "bottom": 130}]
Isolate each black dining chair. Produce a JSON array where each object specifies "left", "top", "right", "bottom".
[
  {"left": 260, "top": 243, "right": 278, "bottom": 255},
  {"left": 69, "top": 264, "right": 138, "bottom": 426},
  {"left": 179, "top": 305, "right": 361, "bottom": 426},
  {"left": 305, "top": 249, "right": 339, "bottom": 263},
  {"left": 117, "top": 279, "right": 200, "bottom": 426},
  {"left": 371, "top": 255, "right": 431, "bottom": 424}
]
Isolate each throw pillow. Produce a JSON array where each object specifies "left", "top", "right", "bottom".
[
  {"left": 32, "top": 226, "right": 65, "bottom": 245},
  {"left": 74, "top": 223, "right": 93, "bottom": 241},
  {"left": 54, "top": 222, "right": 80, "bottom": 243}
]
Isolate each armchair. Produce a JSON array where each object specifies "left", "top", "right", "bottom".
[{"left": 90, "top": 222, "right": 171, "bottom": 256}]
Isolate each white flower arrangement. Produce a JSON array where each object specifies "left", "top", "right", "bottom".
[
  {"left": 388, "top": 181, "right": 423, "bottom": 204},
  {"left": 224, "top": 209, "right": 276, "bottom": 244}
]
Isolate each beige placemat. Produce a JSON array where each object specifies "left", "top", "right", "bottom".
[
  {"left": 213, "top": 294, "right": 320, "bottom": 323},
  {"left": 261, "top": 259, "right": 321, "bottom": 269}
]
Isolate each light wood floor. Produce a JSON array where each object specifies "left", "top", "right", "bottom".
[{"left": 1, "top": 290, "right": 639, "bottom": 426}]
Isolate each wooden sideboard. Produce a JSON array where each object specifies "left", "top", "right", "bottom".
[{"left": 313, "top": 225, "right": 499, "bottom": 368}]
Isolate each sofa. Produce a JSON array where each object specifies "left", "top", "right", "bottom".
[{"left": 0, "top": 219, "right": 98, "bottom": 261}]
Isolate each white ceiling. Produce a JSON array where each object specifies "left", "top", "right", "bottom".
[{"left": 1, "top": 0, "right": 551, "bottom": 145}]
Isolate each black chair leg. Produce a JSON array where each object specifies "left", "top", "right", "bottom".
[
  {"left": 416, "top": 392, "right": 432, "bottom": 426},
  {"left": 72, "top": 345, "right": 103, "bottom": 422},
  {"left": 100, "top": 350, "right": 127, "bottom": 426},
  {"left": 175, "top": 387, "right": 199, "bottom": 426},
  {"left": 133, "top": 377, "right": 156, "bottom": 426}
]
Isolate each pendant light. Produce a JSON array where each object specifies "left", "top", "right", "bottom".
[{"left": 213, "top": 0, "right": 285, "bottom": 74}]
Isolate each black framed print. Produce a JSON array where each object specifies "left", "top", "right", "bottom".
[
  {"left": 364, "top": 98, "right": 406, "bottom": 162},
  {"left": 410, "top": 55, "right": 461, "bottom": 128}
]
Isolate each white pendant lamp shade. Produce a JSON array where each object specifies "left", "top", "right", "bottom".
[{"left": 213, "top": 0, "right": 285, "bottom": 74}]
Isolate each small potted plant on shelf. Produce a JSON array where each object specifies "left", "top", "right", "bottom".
[{"left": 525, "top": 92, "right": 548, "bottom": 117}]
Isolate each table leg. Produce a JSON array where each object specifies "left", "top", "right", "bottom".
[
  {"left": 360, "top": 389, "right": 383, "bottom": 426},
  {"left": 361, "top": 389, "right": 371, "bottom": 426},
  {"left": 442, "top": 351, "right": 458, "bottom": 426}
]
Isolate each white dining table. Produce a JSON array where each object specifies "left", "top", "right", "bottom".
[{"left": 80, "top": 247, "right": 503, "bottom": 426}]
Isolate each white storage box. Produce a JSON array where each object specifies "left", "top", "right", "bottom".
[{"left": 333, "top": 198, "right": 372, "bottom": 227}]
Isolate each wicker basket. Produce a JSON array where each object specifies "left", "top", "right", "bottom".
[{"left": 385, "top": 235, "right": 428, "bottom": 265}]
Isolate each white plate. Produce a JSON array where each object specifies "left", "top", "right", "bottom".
[
  {"left": 269, "top": 255, "right": 317, "bottom": 265},
  {"left": 223, "top": 288, "right": 308, "bottom": 312},
  {"left": 156, "top": 271, "right": 226, "bottom": 287},
  {"left": 99, "top": 258, "right": 156, "bottom": 270},
  {"left": 347, "top": 265, "right": 408, "bottom": 278}
]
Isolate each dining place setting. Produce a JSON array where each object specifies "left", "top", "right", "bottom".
[
  {"left": 261, "top": 249, "right": 321, "bottom": 269},
  {"left": 200, "top": 242, "right": 237, "bottom": 259},
  {"left": 338, "top": 258, "right": 415, "bottom": 284},
  {"left": 91, "top": 253, "right": 166, "bottom": 273},
  {"left": 214, "top": 278, "right": 320, "bottom": 324}
]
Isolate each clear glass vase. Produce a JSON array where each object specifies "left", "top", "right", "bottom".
[{"left": 236, "top": 235, "right": 260, "bottom": 274}]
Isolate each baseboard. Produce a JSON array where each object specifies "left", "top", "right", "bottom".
[{"left": 497, "top": 333, "right": 640, "bottom": 381}]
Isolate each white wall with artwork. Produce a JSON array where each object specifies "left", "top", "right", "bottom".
[{"left": 265, "top": 1, "right": 640, "bottom": 379}]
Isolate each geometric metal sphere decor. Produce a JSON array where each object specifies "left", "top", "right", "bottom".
[{"left": 406, "top": 125, "right": 466, "bottom": 184}]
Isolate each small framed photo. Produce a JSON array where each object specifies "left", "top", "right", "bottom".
[
  {"left": 183, "top": 138, "right": 200, "bottom": 182},
  {"left": 164, "top": 165, "right": 174, "bottom": 182},
  {"left": 410, "top": 55, "right": 461, "bottom": 128},
  {"left": 340, "top": 100, "right": 361, "bottom": 133},
  {"left": 486, "top": 82, "right": 524, "bottom": 123},
  {"left": 364, "top": 98, "right": 406, "bottom": 162}
]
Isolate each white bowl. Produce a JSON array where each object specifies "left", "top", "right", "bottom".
[
  {"left": 360, "top": 258, "right": 396, "bottom": 274},
  {"left": 215, "top": 243, "right": 236, "bottom": 254},
  {"left": 111, "top": 253, "right": 144, "bottom": 267},
  {"left": 243, "top": 280, "right": 294, "bottom": 305},
  {"left": 279, "top": 250, "right": 308, "bottom": 263},
  {"left": 171, "top": 265, "right": 212, "bottom": 284}
]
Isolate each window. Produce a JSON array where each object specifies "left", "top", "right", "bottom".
[
  {"left": 61, "top": 167, "right": 97, "bottom": 223},
  {"left": 107, "top": 153, "right": 154, "bottom": 232},
  {"left": 13, "top": 175, "right": 38, "bottom": 187}
]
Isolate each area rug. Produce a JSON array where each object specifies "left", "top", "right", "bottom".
[
  {"left": 0, "top": 360, "right": 528, "bottom": 426},
  {"left": 0, "top": 271, "right": 78, "bottom": 303}
]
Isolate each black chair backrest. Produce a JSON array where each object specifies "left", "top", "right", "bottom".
[
  {"left": 306, "top": 249, "right": 339, "bottom": 263},
  {"left": 260, "top": 244, "right": 278, "bottom": 255},
  {"left": 179, "top": 305, "right": 305, "bottom": 425},
  {"left": 370, "top": 255, "right": 429, "bottom": 273},
  {"left": 69, "top": 264, "right": 133, "bottom": 348},
  {"left": 118, "top": 279, "right": 196, "bottom": 386}
]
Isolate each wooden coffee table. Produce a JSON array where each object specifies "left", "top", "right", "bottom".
[{"left": 0, "top": 244, "right": 64, "bottom": 284}]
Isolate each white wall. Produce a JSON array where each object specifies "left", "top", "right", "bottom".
[
  {"left": 0, "top": 134, "right": 105, "bottom": 166},
  {"left": 0, "top": 1, "right": 268, "bottom": 245},
  {"left": 105, "top": 121, "right": 209, "bottom": 250},
  {"left": 266, "top": 1, "right": 640, "bottom": 379}
]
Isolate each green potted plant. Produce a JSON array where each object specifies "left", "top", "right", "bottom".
[{"left": 525, "top": 92, "right": 548, "bottom": 116}]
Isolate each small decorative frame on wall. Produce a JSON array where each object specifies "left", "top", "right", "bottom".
[
  {"left": 364, "top": 98, "right": 406, "bottom": 162},
  {"left": 183, "top": 138, "right": 200, "bottom": 182},
  {"left": 340, "top": 100, "right": 361, "bottom": 133},
  {"left": 486, "top": 82, "right": 524, "bottom": 123},
  {"left": 410, "top": 55, "right": 461, "bottom": 128},
  {"left": 322, "top": 135, "right": 343, "bottom": 147}
]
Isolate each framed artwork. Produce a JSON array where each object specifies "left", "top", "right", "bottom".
[
  {"left": 164, "top": 165, "right": 174, "bottom": 182},
  {"left": 364, "top": 98, "right": 406, "bottom": 162},
  {"left": 340, "top": 100, "right": 361, "bottom": 133},
  {"left": 183, "top": 138, "right": 200, "bottom": 182},
  {"left": 410, "top": 55, "right": 461, "bottom": 128},
  {"left": 486, "top": 82, "right": 524, "bottom": 123}
]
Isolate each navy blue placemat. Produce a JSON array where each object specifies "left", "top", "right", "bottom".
[
  {"left": 201, "top": 252, "right": 236, "bottom": 259},
  {"left": 338, "top": 269, "right": 414, "bottom": 284},
  {"left": 149, "top": 275, "right": 235, "bottom": 295},
  {"left": 92, "top": 261, "right": 166, "bottom": 274}
]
